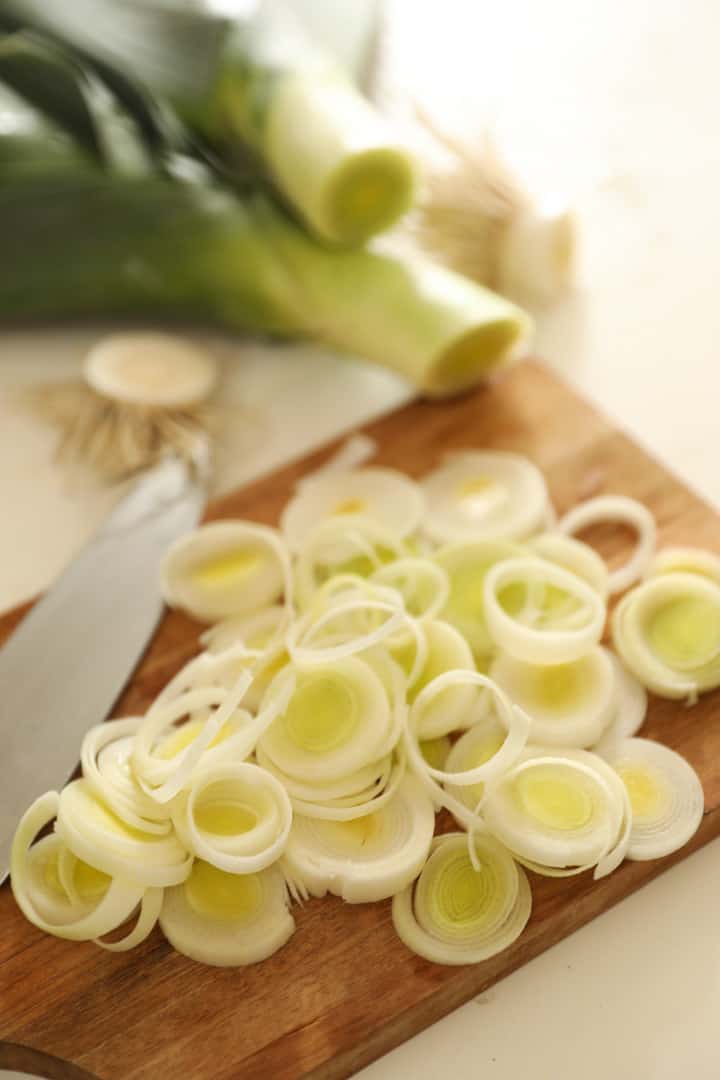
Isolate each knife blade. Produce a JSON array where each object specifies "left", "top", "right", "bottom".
[{"left": 0, "top": 455, "right": 206, "bottom": 883}]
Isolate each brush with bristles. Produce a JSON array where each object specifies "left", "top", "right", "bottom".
[
  {"left": 30, "top": 331, "right": 222, "bottom": 480},
  {"left": 412, "top": 107, "right": 577, "bottom": 307}
]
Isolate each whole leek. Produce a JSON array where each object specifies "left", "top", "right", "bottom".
[
  {"left": 0, "top": 30, "right": 530, "bottom": 397},
  {"left": 4, "top": 0, "right": 418, "bottom": 245}
]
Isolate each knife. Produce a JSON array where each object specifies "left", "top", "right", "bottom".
[{"left": 0, "top": 454, "right": 206, "bottom": 883}]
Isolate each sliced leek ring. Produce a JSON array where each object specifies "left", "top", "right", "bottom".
[
  {"left": 421, "top": 451, "right": 549, "bottom": 544},
  {"left": 56, "top": 780, "right": 192, "bottom": 887},
  {"left": 483, "top": 557, "right": 605, "bottom": 664},
  {"left": 294, "top": 515, "right": 406, "bottom": 609},
  {"left": 161, "top": 520, "right": 290, "bottom": 623},
  {"left": 258, "top": 657, "right": 393, "bottom": 785},
  {"left": 605, "top": 737, "right": 704, "bottom": 860},
  {"left": 558, "top": 495, "right": 657, "bottom": 595},
  {"left": 528, "top": 532, "right": 609, "bottom": 599},
  {"left": 281, "top": 466, "right": 424, "bottom": 550},
  {"left": 592, "top": 651, "right": 648, "bottom": 757},
  {"left": 434, "top": 539, "right": 525, "bottom": 658},
  {"left": 11, "top": 793, "right": 146, "bottom": 941},
  {"left": 644, "top": 546, "right": 720, "bottom": 586},
  {"left": 172, "top": 761, "right": 292, "bottom": 874},
  {"left": 611, "top": 572, "right": 720, "bottom": 699},
  {"left": 159, "top": 860, "right": 294, "bottom": 966},
  {"left": 392, "top": 832, "right": 531, "bottom": 965},
  {"left": 85, "top": 332, "right": 217, "bottom": 408},
  {"left": 489, "top": 646, "right": 616, "bottom": 748},
  {"left": 482, "top": 749, "right": 630, "bottom": 878},
  {"left": 283, "top": 776, "right": 435, "bottom": 903},
  {"left": 391, "top": 619, "right": 478, "bottom": 738}
]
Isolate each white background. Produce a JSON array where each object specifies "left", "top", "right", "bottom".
[{"left": 2, "top": 2, "right": 720, "bottom": 1077}]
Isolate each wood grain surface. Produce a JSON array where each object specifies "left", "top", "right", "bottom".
[{"left": 1, "top": 360, "right": 719, "bottom": 1080}]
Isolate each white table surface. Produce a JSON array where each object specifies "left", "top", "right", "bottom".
[{"left": 2, "top": 1, "right": 720, "bottom": 1077}]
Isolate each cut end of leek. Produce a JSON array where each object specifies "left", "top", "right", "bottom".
[
  {"left": 85, "top": 332, "right": 218, "bottom": 408},
  {"left": 326, "top": 145, "right": 417, "bottom": 247},
  {"left": 498, "top": 204, "right": 577, "bottom": 306}
]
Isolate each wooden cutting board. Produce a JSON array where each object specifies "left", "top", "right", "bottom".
[{"left": 2, "top": 360, "right": 720, "bottom": 1080}]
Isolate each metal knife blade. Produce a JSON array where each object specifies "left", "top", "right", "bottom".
[{"left": 0, "top": 455, "right": 206, "bottom": 882}]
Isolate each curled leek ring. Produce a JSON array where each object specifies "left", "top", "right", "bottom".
[
  {"left": 11, "top": 793, "right": 147, "bottom": 941},
  {"left": 558, "top": 494, "right": 656, "bottom": 595},
  {"left": 611, "top": 572, "right": 720, "bottom": 700},
  {"left": 172, "top": 761, "right": 292, "bottom": 874},
  {"left": 483, "top": 557, "right": 606, "bottom": 664},
  {"left": 405, "top": 671, "right": 530, "bottom": 831}
]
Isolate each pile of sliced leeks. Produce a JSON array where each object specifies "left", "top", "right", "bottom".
[{"left": 12, "top": 444, "right": 717, "bottom": 968}]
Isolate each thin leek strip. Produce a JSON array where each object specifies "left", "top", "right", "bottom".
[
  {"left": 81, "top": 718, "right": 173, "bottom": 834},
  {"left": 11, "top": 793, "right": 147, "bottom": 940},
  {"left": 644, "top": 546, "right": 720, "bottom": 586},
  {"left": 172, "top": 761, "right": 292, "bottom": 874},
  {"left": 606, "top": 738, "right": 704, "bottom": 860},
  {"left": 283, "top": 776, "right": 435, "bottom": 903},
  {"left": 443, "top": 712, "right": 508, "bottom": 819},
  {"left": 200, "top": 605, "right": 286, "bottom": 658},
  {"left": 281, "top": 467, "right": 424, "bottom": 551},
  {"left": 258, "top": 657, "right": 393, "bottom": 785},
  {"left": 159, "top": 860, "right": 294, "bottom": 967},
  {"left": 391, "top": 833, "right": 531, "bottom": 965},
  {"left": 528, "top": 532, "right": 609, "bottom": 600},
  {"left": 271, "top": 755, "right": 406, "bottom": 823},
  {"left": 611, "top": 572, "right": 720, "bottom": 700},
  {"left": 132, "top": 670, "right": 254, "bottom": 802},
  {"left": 391, "top": 619, "right": 478, "bottom": 738},
  {"left": 294, "top": 515, "right": 406, "bottom": 609},
  {"left": 489, "top": 646, "right": 616, "bottom": 749},
  {"left": 558, "top": 495, "right": 657, "bottom": 595},
  {"left": 404, "top": 672, "right": 529, "bottom": 832},
  {"left": 592, "top": 652, "right": 648, "bottom": 758},
  {"left": 421, "top": 451, "right": 549, "bottom": 545},
  {"left": 55, "top": 780, "right": 192, "bottom": 887},
  {"left": 287, "top": 597, "right": 407, "bottom": 668},
  {"left": 434, "top": 539, "right": 526, "bottom": 658},
  {"left": 483, "top": 557, "right": 606, "bottom": 664},
  {"left": 161, "top": 520, "right": 291, "bottom": 623},
  {"left": 371, "top": 559, "right": 450, "bottom": 622},
  {"left": 96, "top": 886, "right": 163, "bottom": 953}
]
